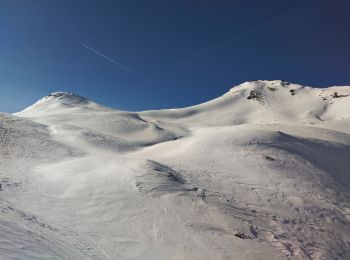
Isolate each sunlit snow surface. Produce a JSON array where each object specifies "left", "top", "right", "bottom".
[{"left": 1, "top": 81, "right": 350, "bottom": 259}]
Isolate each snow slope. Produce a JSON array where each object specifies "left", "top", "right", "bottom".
[{"left": 1, "top": 80, "right": 349, "bottom": 259}]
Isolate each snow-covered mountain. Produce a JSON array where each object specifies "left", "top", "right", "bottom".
[{"left": 1, "top": 80, "right": 350, "bottom": 259}]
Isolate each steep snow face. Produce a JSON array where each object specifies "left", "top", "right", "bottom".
[{"left": 2, "top": 81, "right": 350, "bottom": 259}]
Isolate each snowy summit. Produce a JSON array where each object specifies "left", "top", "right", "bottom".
[{"left": 1, "top": 80, "right": 350, "bottom": 259}]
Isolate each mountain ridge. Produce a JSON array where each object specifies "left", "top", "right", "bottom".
[{"left": 16, "top": 80, "right": 350, "bottom": 128}]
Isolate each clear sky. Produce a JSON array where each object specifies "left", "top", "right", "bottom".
[{"left": 1, "top": 0, "right": 349, "bottom": 112}]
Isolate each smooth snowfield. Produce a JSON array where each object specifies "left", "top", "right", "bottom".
[{"left": 1, "top": 80, "right": 350, "bottom": 259}]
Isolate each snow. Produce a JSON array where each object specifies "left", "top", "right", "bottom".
[{"left": 1, "top": 80, "right": 350, "bottom": 259}]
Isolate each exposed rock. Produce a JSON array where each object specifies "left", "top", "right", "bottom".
[
  {"left": 332, "top": 92, "right": 348, "bottom": 98},
  {"left": 247, "top": 90, "right": 262, "bottom": 100}
]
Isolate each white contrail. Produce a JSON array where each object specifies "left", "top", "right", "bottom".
[{"left": 82, "top": 44, "right": 150, "bottom": 83}]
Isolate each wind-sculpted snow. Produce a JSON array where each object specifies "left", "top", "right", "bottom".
[
  {"left": 1, "top": 80, "right": 350, "bottom": 259},
  {"left": 0, "top": 113, "right": 82, "bottom": 164}
]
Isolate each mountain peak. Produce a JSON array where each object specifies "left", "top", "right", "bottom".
[
  {"left": 16, "top": 91, "right": 109, "bottom": 116},
  {"left": 228, "top": 80, "right": 296, "bottom": 93},
  {"left": 44, "top": 92, "right": 87, "bottom": 103}
]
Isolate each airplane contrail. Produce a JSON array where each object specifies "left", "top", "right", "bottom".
[{"left": 82, "top": 44, "right": 150, "bottom": 83}]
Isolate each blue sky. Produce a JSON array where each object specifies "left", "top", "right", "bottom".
[{"left": 1, "top": 0, "right": 349, "bottom": 112}]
